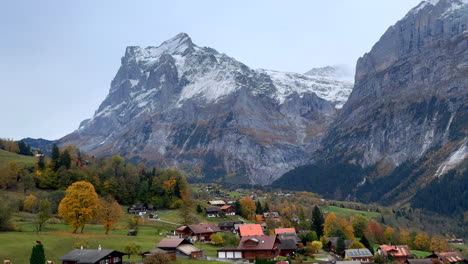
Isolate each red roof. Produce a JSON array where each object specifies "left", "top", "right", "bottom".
[
  {"left": 379, "top": 245, "right": 413, "bottom": 258},
  {"left": 274, "top": 228, "right": 296, "bottom": 235},
  {"left": 237, "top": 235, "right": 280, "bottom": 251},
  {"left": 220, "top": 205, "right": 235, "bottom": 211},
  {"left": 239, "top": 224, "right": 264, "bottom": 237}
]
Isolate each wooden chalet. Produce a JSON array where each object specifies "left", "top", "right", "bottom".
[
  {"left": 426, "top": 252, "right": 467, "bottom": 264},
  {"left": 205, "top": 206, "right": 221, "bottom": 218},
  {"left": 218, "top": 221, "right": 244, "bottom": 233},
  {"left": 217, "top": 235, "right": 280, "bottom": 261},
  {"left": 262, "top": 212, "right": 281, "bottom": 222},
  {"left": 377, "top": 245, "right": 413, "bottom": 263},
  {"left": 220, "top": 205, "right": 236, "bottom": 216},
  {"left": 151, "top": 238, "right": 203, "bottom": 259},
  {"left": 278, "top": 238, "right": 297, "bottom": 257},
  {"left": 127, "top": 204, "right": 154, "bottom": 214},
  {"left": 175, "top": 222, "right": 221, "bottom": 242},
  {"left": 59, "top": 248, "right": 126, "bottom": 264},
  {"left": 345, "top": 248, "right": 374, "bottom": 262},
  {"left": 446, "top": 238, "right": 464, "bottom": 244}
]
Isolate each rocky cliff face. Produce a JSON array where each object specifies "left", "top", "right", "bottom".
[
  {"left": 274, "top": 0, "right": 467, "bottom": 203},
  {"left": 59, "top": 33, "right": 352, "bottom": 184}
]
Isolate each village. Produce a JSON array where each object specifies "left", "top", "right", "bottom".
[
  {"left": 4, "top": 183, "right": 465, "bottom": 264},
  {"left": 53, "top": 198, "right": 467, "bottom": 264}
]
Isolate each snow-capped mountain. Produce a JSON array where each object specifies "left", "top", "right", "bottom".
[{"left": 60, "top": 33, "right": 352, "bottom": 184}]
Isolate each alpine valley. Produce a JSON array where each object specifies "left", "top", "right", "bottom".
[{"left": 26, "top": 0, "right": 466, "bottom": 214}]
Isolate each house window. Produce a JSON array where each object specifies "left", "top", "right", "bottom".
[{"left": 114, "top": 257, "right": 120, "bottom": 262}]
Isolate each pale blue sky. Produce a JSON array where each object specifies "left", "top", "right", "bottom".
[{"left": 0, "top": 0, "right": 420, "bottom": 140}]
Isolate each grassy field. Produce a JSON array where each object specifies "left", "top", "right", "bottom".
[
  {"left": 0, "top": 149, "right": 35, "bottom": 166},
  {"left": 321, "top": 205, "right": 381, "bottom": 219},
  {"left": 0, "top": 210, "right": 227, "bottom": 264},
  {"left": 411, "top": 250, "right": 431, "bottom": 258}
]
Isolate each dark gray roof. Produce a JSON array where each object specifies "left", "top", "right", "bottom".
[
  {"left": 59, "top": 249, "right": 125, "bottom": 264},
  {"left": 279, "top": 239, "right": 297, "bottom": 250},
  {"left": 205, "top": 207, "right": 222, "bottom": 213},
  {"left": 218, "top": 221, "right": 243, "bottom": 228},
  {"left": 345, "top": 248, "right": 373, "bottom": 258}
]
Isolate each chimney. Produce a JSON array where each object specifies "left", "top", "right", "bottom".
[
  {"left": 80, "top": 246, "right": 83, "bottom": 250},
  {"left": 98, "top": 245, "right": 101, "bottom": 251}
]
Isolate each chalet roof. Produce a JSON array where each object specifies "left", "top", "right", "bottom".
[
  {"left": 140, "top": 249, "right": 167, "bottom": 256},
  {"left": 237, "top": 236, "right": 279, "bottom": 251},
  {"left": 59, "top": 249, "right": 125, "bottom": 264},
  {"left": 205, "top": 207, "right": 222, "bottom": 213},
  {"left": 176, "top": 244, "right": 201, "bottom": 256},
  {"left": 220, "top": 205, "right": 235, "bottom": 211},
  {"left": 379, "top": 245, "right": 413, "bottom": 258},
  {"left": 239, "top": 224, "right": 264, "bottom": 237},
  {"left": 208, "top": 200, "right": 226, "bottom": 205},
  {"left": 275, "top": 228, "right": 296, "bottom": 235},
  {"left": 336, "top": 261, "right": 361, "bottom": 264},
  {"left": 428, "top": 252, "right": 466, "bottom": 263},
  {"left": 279, "top": 239, "right": 297, "bottom": 250},
  {"left": 157, "top": 238, "right": 191, "bottom": 249},
  {"left": 405, "top": 259, "right": 434, "bottom": 264},
  {"left": 218, "top": 221, "right": 243, "bottom": 228},
  {"left": 187, "top": 222, "right": 221, "bottom": 234},
  {"left": 262, "top": 212, "right": 280, "bottom": 218},
  {"left": 345, "top": 248, "right": 373, "bottom": 258}
]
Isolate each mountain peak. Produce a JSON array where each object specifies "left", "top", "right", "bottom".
[
  {"left": 304, "top": 65, "right": 354, "bottom": 82},
  {"left": 161, "top": 32, "right": 193, "bottom": 48}
]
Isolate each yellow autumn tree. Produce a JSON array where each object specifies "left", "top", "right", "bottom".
[
  {"left": 58, "top": 181, "right": 98, "bottom": 233},
  {"left": 324, "top": 212, "right": 338, "bottom": 236},
  {"left": 239, "top": 197, "right": 256, "bottom": 219},
  {"left": 413, "top": 232, "right": 430, "bottom": 251},
  {"left": 96, "top": 196, "right": 123, "bottom": 234},
  {"left": 430, "top": 235, "right": 450, "bottom": 252},
  {"left": 24, "top": 194, "right": 38, "bottom": 212},
  {"left": 324, "top": 212, "right": 354, "bottom": 240}
]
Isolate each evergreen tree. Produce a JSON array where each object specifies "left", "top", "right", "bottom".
[
  {"left": 311, "top": 205, "right": 325, "bottom": 237},
  {"left": 59, "top": 150, "right": 72, "bottom": 169},
  {"left": 337, "top": 237, "right": 346, "bottom": 256},
  {"left": 256, "top": 200, "right": 263, "bottom": 214},
  {"left": 51, "top": 144, "right": 60, "bottom": 171},
  {"left": 37, "top": 154, "right": 45, "bottom": 170},
  {"left": 18, "top": 140, "right": 32, "bottom": 156},
  {"left": 360, "top": 235, "right": 374, "bottom": 255},
  {"left": 196, "top": 204, "right": 203, "bottom": 214},
  {"left": 263, "top": 202, "right": 270, "bottom": 212},
  {"left": 234, "top": 200, "right": 242, "bottom": 215},
  {"left": 30, "top": 241, "right": 45, "bottom": 264}
]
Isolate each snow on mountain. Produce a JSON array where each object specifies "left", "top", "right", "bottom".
[
  {"left": 260, "top": 69, "right": 353, "bottom": 108},
  {"left": 88, "top": 33, "right": 353, "bottom": 124}
]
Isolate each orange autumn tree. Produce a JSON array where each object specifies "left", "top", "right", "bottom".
[
  {"left": 97, "top": 196, "right": 124, "bottom": 234},
  {"left": 59, "top": 181, "right": 98, "bottom": 233}
]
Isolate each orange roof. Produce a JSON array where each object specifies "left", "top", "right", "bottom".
[
  {"left": 274, "top": 228, "right": 296, "bottom": 235},
  {"left": 239, "top": 224, "right": 264, "bottom": 237},
  {"left": 379, "top": 245, "right": 413, "bottom": 258}
]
